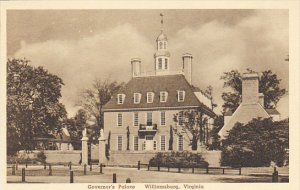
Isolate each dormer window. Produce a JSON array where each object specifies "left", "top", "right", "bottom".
[
  {"left": 147, "top": 92, "right": 154, "bottom": 103},
  {"left": 177, "top": 91, "right": 185, "bottom": 102},
  {"left": 134, "top": 93, "right": 141, "bottom": 104},
  {"left": 117, "top": 94, "right": 125, "bottom": 104},
  {"left": 160, "top": 91, "right": 168, "bottom": 102}
]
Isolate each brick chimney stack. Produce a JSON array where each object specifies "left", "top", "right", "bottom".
[
  {"left": 242, "top": 72, "right": 259, "bottom": 104},
  {"left": 131, "top": 58, "right": 141, "bottom": 78}
]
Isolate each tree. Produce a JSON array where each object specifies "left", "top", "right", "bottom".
[
  {"left": 7, "top": 58, "right": 67, "bottom": 154},
  {"left": 77, "top": 78, "right": 124, "bottom": 142},
  {"left": 63, "top": 109, "right": 88, "bottom": 149},
  {"left": 221, "top": 69, "right": 286, "bottom": 113},
  {"left": 126, "top": 126, "right": 130, "bottom": 151},
  {"left": 221, "top": 118, "right": 289, "bottom": 167},
  {"left": 173, "top": 108, "right": 209, "bottom": 150},
  {"left": 204, "top": 86, "right": 218, "bottom": 111},
  {"left": 207, "top": 115, "right": 223, "bottom": 150},
  {"left": 168, "top": 126, "right": 173, "bottom": 151}
]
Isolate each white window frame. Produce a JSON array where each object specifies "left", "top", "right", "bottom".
[
  {"left": 160, "top": 111, "right": 166, "bottom": 126},
  {"left": 178, "top": 135, "right": 184, "bottom": 151},
  {"left": 133, "top": 135, "right": 139, "bottom": 151},
  {"left": 133, "top": 112, "right": 139, "bottom": 127},
  {"left": 160, "top": 91, "right": 168, "bottom": 102},
  {"left": 117, "top": 113, "right": 123, "bottom": 127},
  {"left": 134, "top": 93, "right": 141, "bottom": 104},
  {"left": 158, "top": 58, "right": 162, "bottom": 69},
  {"left": 160, "top": 135, "right": 166, "bottom": 151},
  {"left": 177, "top": 91, "right": 185, "bottom": 102},
  {"left": 117, "top": 135, "right": 123, "bottom": 151},
  {"left": 117, "top": 94, "right": 125, "bottom": 104},
  {"left": 178, "top": 111, "right": 184, "bottom": 126},
  {"left": 147, "top": 92, "right": 154, "bottom": 103}
]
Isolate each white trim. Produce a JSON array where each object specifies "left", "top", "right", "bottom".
[
  {"left": 133, "top": 112, "right": 139, "bottom": 127},
  {"left": 160, "top": 135, "right": 166, "bottom": 151},
  {"left": 160, "top": 91, "right": 168, "bottom": 102},
  {"left": 133, "top": 93, "right": 141, "bottom": 104},
  {"left": 117, "top": 94, "right": 125, "bottom": 104},
  {"left": 160, "top": 111, "right": 166, "bottom": 126},
  {"left": 132, "top": 135, "right": 139, "bottom": 151},
  {"left": 178, "top": 135, "right": 184, "bottom": 151},
  {"left": 177, "top": 90, "right": 185, "bottom": 102},
  {"left": 147, "top": 92, "right": 154, "bottom": 103}
]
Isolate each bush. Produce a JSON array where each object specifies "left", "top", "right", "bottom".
[
  {"left": 149, "top": 151, "right": 208, "bottom": 168},
  {"left": 221, "top": 118, "right": 289, "bottom": 167},
  {"left": 37, "top": 151, "right": 47, "bottom": 163}
]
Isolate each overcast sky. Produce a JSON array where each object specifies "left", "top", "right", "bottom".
[{"left": 7, "top": 9, "right": 289, "bottom": 118}]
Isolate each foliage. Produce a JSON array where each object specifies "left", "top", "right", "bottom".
[
  {"left": 105, "top": 131, "right": 111, "bottom": 159},
  {"left": 221, "top": 69, "right": 286, "bottom": 113},
  {"left": 168, "top": 126, "right": 173, "bottom": 150},
  {"left": 36, "top": 151, "right": 47, "bottom": 163},
  {"left": 62, "top": 109, "right": 88, "bottom": 149},
  {"left": 204, "top": 85, "right": 218, "bottom": 111},
  {"left": 7, "top": 58, "right": 67, "bottom": 155},
  {"left": 149, "top": 151, "right": 208, "bottom": 168},
  {"left": 77, "top": 78, "right": 124, "bottom": 143},
  {"left": 221, "top": 118, "right": 289, "bottom": 167},
  {"left": 207, "top": 115, "right": 223, "bottom": 150},
  {"left": 173, "top": 108, "right": 209, "bottom": 150}
]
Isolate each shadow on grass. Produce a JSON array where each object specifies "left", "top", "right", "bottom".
[{"left": 218, "top": 176, "right": 289, "bottom": 183}]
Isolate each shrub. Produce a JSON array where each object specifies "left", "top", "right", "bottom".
[
  {"left": 149, "top": 151, "right": 208, "bottom": 168},
  {"left": 37, "top": 151, "right": 47, "bottom": 163},
  {"left": 221, "top": 118, "right": 289, "bottom": 167}
]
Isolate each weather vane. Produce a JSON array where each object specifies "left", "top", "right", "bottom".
[{"left": 160, "top": 13, "right": 164, "bottom": 30}]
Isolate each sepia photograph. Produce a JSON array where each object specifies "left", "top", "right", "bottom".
[{"left": 1, "top": 1, "right": 299, "bottom": 190}]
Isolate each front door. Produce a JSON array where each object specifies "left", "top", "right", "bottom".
[{"left": 145, "top": 135, "right": 154, "bottom": 150}]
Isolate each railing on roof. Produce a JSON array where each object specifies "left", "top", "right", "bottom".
[{"left": 134, "top": 69, "right": 184, "bottom": 78}]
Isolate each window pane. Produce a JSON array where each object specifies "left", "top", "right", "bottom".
[
  {"left": 153, "top": 141, "right": 157, "bottom": 150},
  {"left": 147, "top": 112, "right": 152, "bottom": 125},
  {"left": 134, "top": 112, "right": 139, "bottom": 127},
  {"left": 161, "top": 135, "right": 166, "bottom": 151},
  {"left": 178, "top": 135, "right": 183, "bottom": 151},
  {"left": 178, "top": 111, "right": 183, "bottom": 125},
  {"left": 133, "top": 136, "right": 138, "bottom": 151},
  {"left": 165, "top": 59, "right": 168, "bottom": 69},
  {"left": 118, "top": 113, "right": 122, "bottom": 126},
  {"left": 160, "top": 111, "right": 166, "bottom": 126},
  {"left": 158, "top": 58, "right": 162, "bottom": 69},
  {"left": 117, "top": 136, "right": 123, "bottom": 151}
]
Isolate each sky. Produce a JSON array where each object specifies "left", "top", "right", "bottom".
[{"left": 7, "top": 9, "right": 289, "bottom": 118}]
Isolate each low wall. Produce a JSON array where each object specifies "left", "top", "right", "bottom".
[
  {"left": 106, "top": 151, "right": 157, "bottom": 166},
  {"left": 105, "top": 150, "right": 221, "bottom": 167},
  {"left": 44, "top": 150, "right": 81, "bottom": 165}
]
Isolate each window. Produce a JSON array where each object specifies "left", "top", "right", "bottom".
[
  {"left": 133, "top": 112, "right": 139, "bottom": 127},
  {"left": 153, "top": 140, "right": 157, "bottom": 150},
  {"left": 159, "top": 42, "right": 163, "bottom": 49},
  {"left": 117, "top": 94, "right": 125, "bottom": 104},
  {"left": 160, "top": 111, "right": 166, "bottom": 126},
  {"left": 160, "top": 135, "right": 166, "bottom": 151},
  {"left": 133, "top": 135, "right": 139, "bottom": 151},
  {"left": 158, "top": 58, "right": 162, "bottom": 69},
  {"left": 160, "top": 91, "right": 168, "bottom": 102},
  {"left": 164, "top": 42, "right": 166, "bottom": 49},
  {"left": 177, "top": 91, "right": 185, "bottom": 102},
  {"left": 117, "top": 136, "right": 123, "bottom": 151},
  {"left": 146, "top": 112, "right": 152, "bottom": 126},
  {"left": 142, "top": 141, "right": 146, "bottom": 150},
  {"left": 165, "top": 59, "right": 168, "bottom": 69},
  {"left": 117, "top": 113, "right": 122, "bottom": 126},
  {"left": 147, "top": 92, "right": 154, "bottom": 103},
  {"left": 178, "top": 111, "right": 184, "bottom": 126},
  {"left": 134, "top": 93, "right": 141, "bottom": 104},
  {"left": 178, "top": 135, "right": 183, "bottom": 151}
]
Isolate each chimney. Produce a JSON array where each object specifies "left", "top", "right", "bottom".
[
  {"left": 259, "top": 93, "right": 264, "bottom": 107},
  {"left": 131, "top": 58, "right": 141, "bottom": 78},
  {"left": 182, "top": 53, "right": 193, "bottom": 85},
  {"left": 242, "top": 72, "right": 259, "bottom": 104}
]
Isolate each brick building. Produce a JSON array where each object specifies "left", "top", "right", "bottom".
[{"left": 101, "top": 18, "right": 216, "bottom": 165}]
